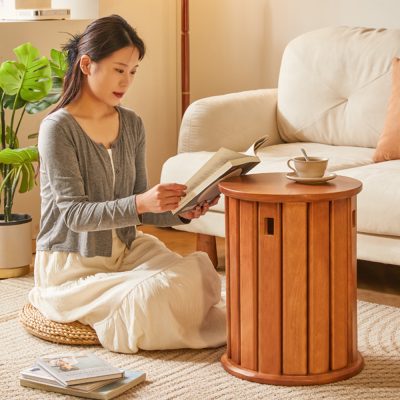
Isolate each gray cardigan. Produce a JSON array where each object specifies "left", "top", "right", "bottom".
[{"left": 36, "top": 106, "right": 186, "bottom": 257}]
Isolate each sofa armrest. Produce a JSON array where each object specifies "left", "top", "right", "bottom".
[{"left": 178, "top": 88, "right": 281, "bottom": 153}]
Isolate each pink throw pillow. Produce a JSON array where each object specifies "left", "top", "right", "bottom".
[{"left": 373, "top": 58, "right": 400, "bottom": 162}]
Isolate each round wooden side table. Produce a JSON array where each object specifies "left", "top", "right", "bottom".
[{"left": 219, "top": 173, "right": 364, "bottom": 385}]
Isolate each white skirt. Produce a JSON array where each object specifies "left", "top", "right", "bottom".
[{"left": 29, "top": 231, "right": 226, "bottom": 353}]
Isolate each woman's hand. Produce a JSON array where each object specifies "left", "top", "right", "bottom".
[
  {"left": 179, "top": 195, "right": 220, "bottom": 220},
  {"left": 135, "top": 183, "right": 187, "bottom": 214}
]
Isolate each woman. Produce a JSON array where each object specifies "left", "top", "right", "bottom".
[{"left": 29, "top": 15, "right": 226, "bottom": 353}]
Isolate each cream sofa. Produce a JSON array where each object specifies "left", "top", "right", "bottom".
[{"left": 161, "top": 26, "right": 400, "bottom": 267}]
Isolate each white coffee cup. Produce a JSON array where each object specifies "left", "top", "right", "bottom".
[{"left": 287, "top": 156, "right": 328, "bottom": 178}]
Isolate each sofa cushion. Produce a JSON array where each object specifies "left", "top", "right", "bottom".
[
  {"left": 336, "top": 160, "right": 400, "bottom": 237},
  {"left": 254, "top": 142, "right": 374, "bottom": 173},
  {"left": 373, "top": 58, "right": 400, "bottom": 162},
  {"left": 161, "top": 143, "right": 374, "bottom": 213},
  {"left": 277, "top": 27, "right": 400, "bottom": 148}
]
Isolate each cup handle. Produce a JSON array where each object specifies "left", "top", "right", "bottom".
[{"left": 287, "top": 159, "right": 296, "bottom": 173}]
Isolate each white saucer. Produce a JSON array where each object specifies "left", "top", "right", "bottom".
[{"left": 286, "top": 172, "right": 337, "bottom": 184}]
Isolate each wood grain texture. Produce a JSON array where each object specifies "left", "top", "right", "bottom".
[
  {"left": 225, "top": 197, "right": 231, "bottom": 359},
  {"left": 181, "top": 0, "right": 190, "bottom": 114},
  {"left": 220, "top": 173, "right": 364, "bottom": 385},
  {"left": 219, "top": 173, "right": 362, "bottom": 203},
  {"left": 330, "top": 198, "right": 349, "bottom": 370},
  {"left": 228, "top": 197, "right": 241, "bottom": 364},
  {"left": 258, "top": 202, "right": 282, "bottom": 374},
  {"left": 308, "top": 201, "right": 330, "bottom": 374},
  {"left": 221, "top": 353, "right": 364, "bottom": 385},
  {"left": 348, "top": 196, "right": 358, "bottom": 363},
  {"left": 239, "top": 200, "right": 258, "bottom": 370},
  {"left": 196, "top": 233, "right": 218, "bottom": 268},
  {"left": 282, "top": 202, "right": 308, "bottom": 375}
]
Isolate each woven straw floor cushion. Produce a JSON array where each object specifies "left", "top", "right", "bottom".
[{"left": 20, "top": 303, "right": 100, "bottom": 346}]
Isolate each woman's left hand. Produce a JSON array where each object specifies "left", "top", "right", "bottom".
[{"left": 179, "top": 195, "right": 220, "bottom": 220}]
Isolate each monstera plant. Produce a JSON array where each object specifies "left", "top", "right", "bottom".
[{"left": 0, "top": 42, "right": 67, "bottom": 278}]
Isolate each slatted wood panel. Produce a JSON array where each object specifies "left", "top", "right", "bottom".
[
  {"left": 330, "top": 198, "right": 349, "bottom": 370},
  {"left": 308, "top": 201, "right": 330, "bottom": 374},
  {"left": 258, "top": 202, "right": 282, "bottom": 374},
  {"left": 239, "top": 200, "right": 258, "bottom": 370},
  {"left": 220, "top": 174, "right": 363, "bottom": 385},
  {"left": 282, "top": 202, "right": 308, "bottom": 375},
  {"left": 348, "top": 196, "right": 358, "bottom": 363},
  {"left": 228, "top": 197, "right": 241, "bottom": 364},
  {"left": 225, "top": 197, "right": 231, "bottom": 359}
]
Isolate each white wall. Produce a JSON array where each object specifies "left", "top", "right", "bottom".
[{"left": 261, "top": 0, "right": 400, "bottom": 87}]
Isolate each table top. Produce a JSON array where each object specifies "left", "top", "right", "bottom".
[{"left": 218, "top": 173, "right": 362, "bottom": 202}]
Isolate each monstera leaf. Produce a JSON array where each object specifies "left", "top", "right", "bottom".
[
  {"left": 26, "top": 49, "right": 67, "bottom": 114},
  {"left": 3, "top": 93, "right": 26, "bottom": 110},
  {"left": 0, "top": 146, "right": 38, "bottom": 195},
  {"left": 0, "top": 43, "right": 66, "bottom": 221},
  {"left": 49, "top": 48, "right": 68, "bottom": 78},
  {"left": 0, "top": 146, "right": 38, "bottom": 164},
  {"left": 0, "top": 43, "right": 52, "bottom": 102},
  {"left": 26, "top": 76, "right": 63, "bottom": 114}
]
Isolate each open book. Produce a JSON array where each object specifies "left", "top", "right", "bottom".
[{"left": 172, "top": 136, "right": 268, "bottom": 215}]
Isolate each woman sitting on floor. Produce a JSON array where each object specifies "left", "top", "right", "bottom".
[{"left": 29, "top": 14, "right": 226, "bottom": 353}]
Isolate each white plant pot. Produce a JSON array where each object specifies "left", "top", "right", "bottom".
[{"left": 0, "top": 214, "right": 32, "bottom": 278}]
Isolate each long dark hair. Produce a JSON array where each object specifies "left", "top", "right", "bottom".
[{"left": 54, "top": 14, "right": 145, "bottom": 111}]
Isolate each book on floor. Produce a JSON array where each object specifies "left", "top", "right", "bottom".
[
  {"left": 172, "top": 147, "right": 261, "bottom": 215},
  {"left": 35, "top": 353, "right": 124, "bottom": 386},
  {"left": 20, "top": 365, "right": 119, "bottom": 392},
  {"left": 20, "top": 368, "right": 146, "bottom": 400}
]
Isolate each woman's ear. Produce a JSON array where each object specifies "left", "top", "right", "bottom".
[{"left": 79, "top": 55, "right": 92, "bottom": 75}]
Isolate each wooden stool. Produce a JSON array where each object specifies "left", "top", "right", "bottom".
[
  {"left": 20, "top": 303, "right": 100, "bottom": 346},
  {"left": 219, "top": 173, "right": 364, "bottom": 385}
]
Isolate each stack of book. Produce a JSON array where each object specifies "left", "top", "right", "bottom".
[{"left": 20, "top": 353, "right": 146, "bottom": 399}]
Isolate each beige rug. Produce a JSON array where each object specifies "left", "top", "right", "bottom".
[{"left": 1, "top": 272, "right": 399, "bottom": 400}]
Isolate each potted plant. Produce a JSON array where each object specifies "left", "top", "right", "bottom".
[{"left": 0, "top": 42, "right": 66, "bottom": 278}]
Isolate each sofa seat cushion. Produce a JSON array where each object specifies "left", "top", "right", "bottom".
[
  {"left": 253, "top": 142, "right": 374, "bottom": 173},
  {"left": 161, "top": 143, "right": 374, "bottom": 214},
  {"left": 336, "top": 160, "right": 400, "bottom": 237}
]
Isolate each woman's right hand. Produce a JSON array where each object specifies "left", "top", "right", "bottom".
[{"left": 135, "top": 183, "right": 187, "bottom": 214}]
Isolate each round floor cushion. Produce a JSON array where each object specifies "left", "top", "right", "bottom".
[{"left": 19, "top": 303, "right": 100, "bottom": 346}]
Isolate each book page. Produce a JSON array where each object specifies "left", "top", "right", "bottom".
[
  {"left": 173, "top": 156, "right": 260, "bottom": 214},
  {"left": 184, "top": 147, "right": 254, "bottom": 192},
  {"left": 176, "top": 167, "right": 243, "bottom": 214},
  {"left": 244, "top": 135, "right": 271, "bottom": 156}
]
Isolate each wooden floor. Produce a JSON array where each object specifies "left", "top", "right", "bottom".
[
  {"left": 140, "top": 225, "right": 400, "bottom": 308},
  {"left": 140, "top": 225, "right": 226, "bottom": 265}
]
